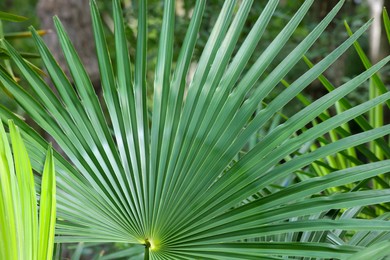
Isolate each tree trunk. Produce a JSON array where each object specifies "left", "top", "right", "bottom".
[
  {"left": 368, "top": 0, "right": 390, "bottom": 125},
  {"left": 368, "top": 0, "right": 384, "bottom": 63},
  {"left": 37, "top": 0, "right": 100, "bottom": 88}
]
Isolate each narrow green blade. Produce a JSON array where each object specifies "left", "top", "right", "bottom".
[{"left": 38, "top": 147, "right": 56, "bottom": 260}]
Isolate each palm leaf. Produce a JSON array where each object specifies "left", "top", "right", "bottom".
[
  {"left": 0, "top": 12, "right": 28, "bottom": 22},
  {"left": 1, "top": 0, "right": 390, "bottom": 259},
  {"left": 0, "top": 120, "right": 55, "bottom": 260},
  {"left": 384, "top": 8, "right": 390, "bottom": 42}
]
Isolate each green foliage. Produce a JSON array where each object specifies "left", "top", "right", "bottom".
[
  {"left": 0, "top": 10, "right": 45, "bottom": 117},
  {"left": 1, "top": 0, "right": 390, "bottom": 259},
  {"left": 0, "top": 120, "right": 56, "bottom": 260},
  {"left": 0, "top": 12, "right": 28, "bottom": 22},
  {"left": 291, "top": 9, "right": 390, "bottom": 200},
  {"left": 384, "top": 8, "right": 390, "bottom": 44}
]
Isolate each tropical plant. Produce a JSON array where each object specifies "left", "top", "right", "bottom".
[
  {"left": 0, "top": 0, "right": 390, "bottom": 259},
  {"left": 0, "top": 11, "right": 29, "bottom": 83},
  {"left": 0, "top": 120, "right": 55, "bottom": 260},
  {"left": 0, "top": 11, "right": 45, "bottom": 82},
  {"left": 284, "top": 9, "right": 390, "bottom": 198}
]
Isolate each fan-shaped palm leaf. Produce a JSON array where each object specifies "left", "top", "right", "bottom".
[{"left": 1, "top": 0, "right": 390, "bottom": 259}]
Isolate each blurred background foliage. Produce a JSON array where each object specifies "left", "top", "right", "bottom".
[
  {"left": 1, "top": 0, "right": 390, "bottom": 259},
  {"left": 2, "top": 0, "right": 387, "bottom": 109}
]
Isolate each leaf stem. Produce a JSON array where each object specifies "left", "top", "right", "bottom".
[{"left": 144, "top": 239, "right": 151, "bottom": 260}]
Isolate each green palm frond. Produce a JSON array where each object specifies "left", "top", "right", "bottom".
[
  {"left": 0, "top": 12, "right": 27, "bottom": 22},
  {"left": 0, "top": 120, "right": 55, "bottom": 260},
  {"left": 384, "top": 8, "right": 390, "bottom": 45},
  {"left": 1, "top": 0, "right": 390, "bottom": 259}
]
